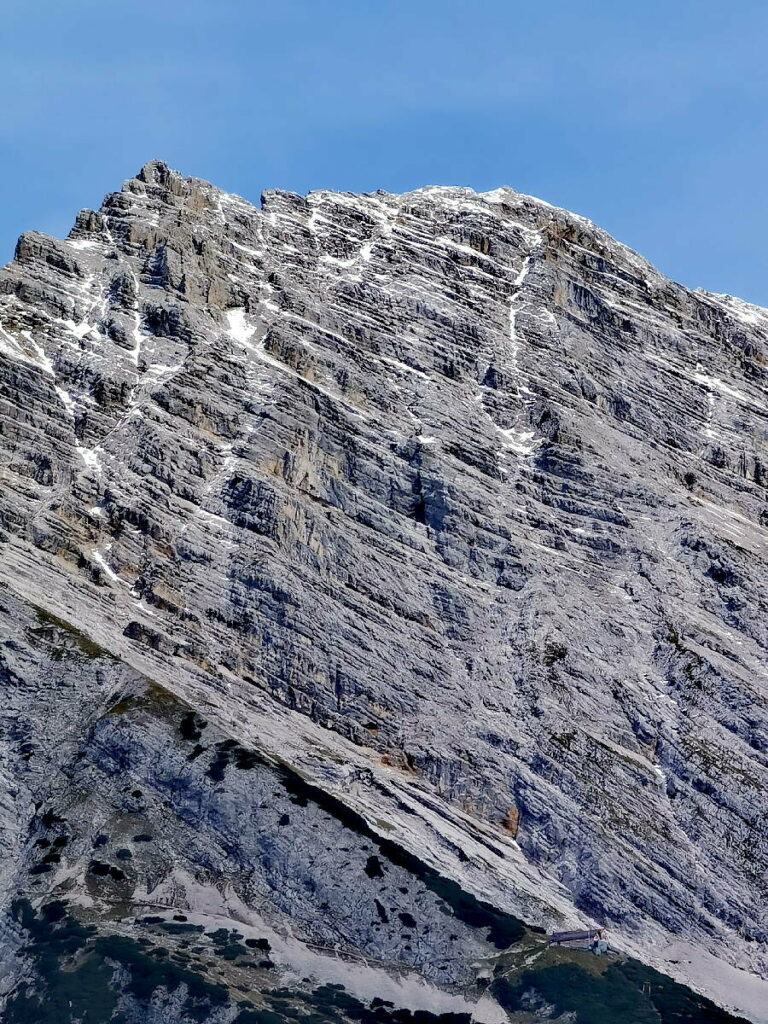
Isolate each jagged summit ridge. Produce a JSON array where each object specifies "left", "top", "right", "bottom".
[{"left": 0, "top": 162, "right": 765, "bottom": 1022}]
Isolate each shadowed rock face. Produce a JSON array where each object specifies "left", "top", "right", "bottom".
[{"left": 0, "top": 161, "right": 765, "bottom": 1022}]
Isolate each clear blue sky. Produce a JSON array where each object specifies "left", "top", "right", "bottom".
[{"left": 3, "top": 0, "right": 768, "bottom": 303}]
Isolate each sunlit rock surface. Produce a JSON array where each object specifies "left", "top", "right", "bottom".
[{"left": 0, "top": 161, "right": 765, "bottom": 1023}]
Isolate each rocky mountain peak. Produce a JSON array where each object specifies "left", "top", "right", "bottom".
[
  {"left": 136, "top": 157, "right": 175, "bottom": 186},
  {"left": 0, "top": 163, "right": 765, "bottom": 1024}
]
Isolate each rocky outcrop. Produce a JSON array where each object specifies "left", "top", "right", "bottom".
[{"left": 0, "top": 161, "right": 765, "bottom": 1022}]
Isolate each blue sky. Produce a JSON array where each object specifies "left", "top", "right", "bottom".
[{"left": 3, "top": 0, "right": 768, "bottom": 303}]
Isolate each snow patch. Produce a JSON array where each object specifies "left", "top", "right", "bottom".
[
  {"left": 226, "top": 307, "right": 256, "bottom": 347},
  {"left": 91, "top": 547, "right": 122, "bottom": 584},
  {"left": 54, "top": 386, "right": 76, "bottom": 419},
  {"left": 77, "top": 446, "right": 103, "bottom": 474},
  {"left": 58, "top": 318, "right": 92, "bottom": 340}
]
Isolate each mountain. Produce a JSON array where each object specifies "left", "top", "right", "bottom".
[{"left": 0, "top": 161, "right": 765, "bottom": 1024}]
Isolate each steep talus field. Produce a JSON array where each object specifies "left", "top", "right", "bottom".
[{"left": 0, "top": 161, "right": 765, "bottom": 1022}]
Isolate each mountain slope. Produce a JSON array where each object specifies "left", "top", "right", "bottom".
[{"left": 0, "top": 161, "right": 765, "bottom": 1022}]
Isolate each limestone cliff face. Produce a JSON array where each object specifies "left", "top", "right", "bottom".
[{"left": 0, "top": 162, "right": 765, "bottom": 1023}]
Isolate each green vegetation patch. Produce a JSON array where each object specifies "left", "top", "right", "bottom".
[
  {"left": 31, "top": 608, "right": 110, "bottom": 660},
  {"left": 491, "top": 959, "right": 751, "bottom": 1024},
  {"left": 5, "top": 900, "right": 231, "bottom": 1024}
]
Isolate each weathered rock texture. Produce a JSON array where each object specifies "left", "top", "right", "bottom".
[{"left": 0, "top": 162, "right": 765, "bottom": 1022}]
